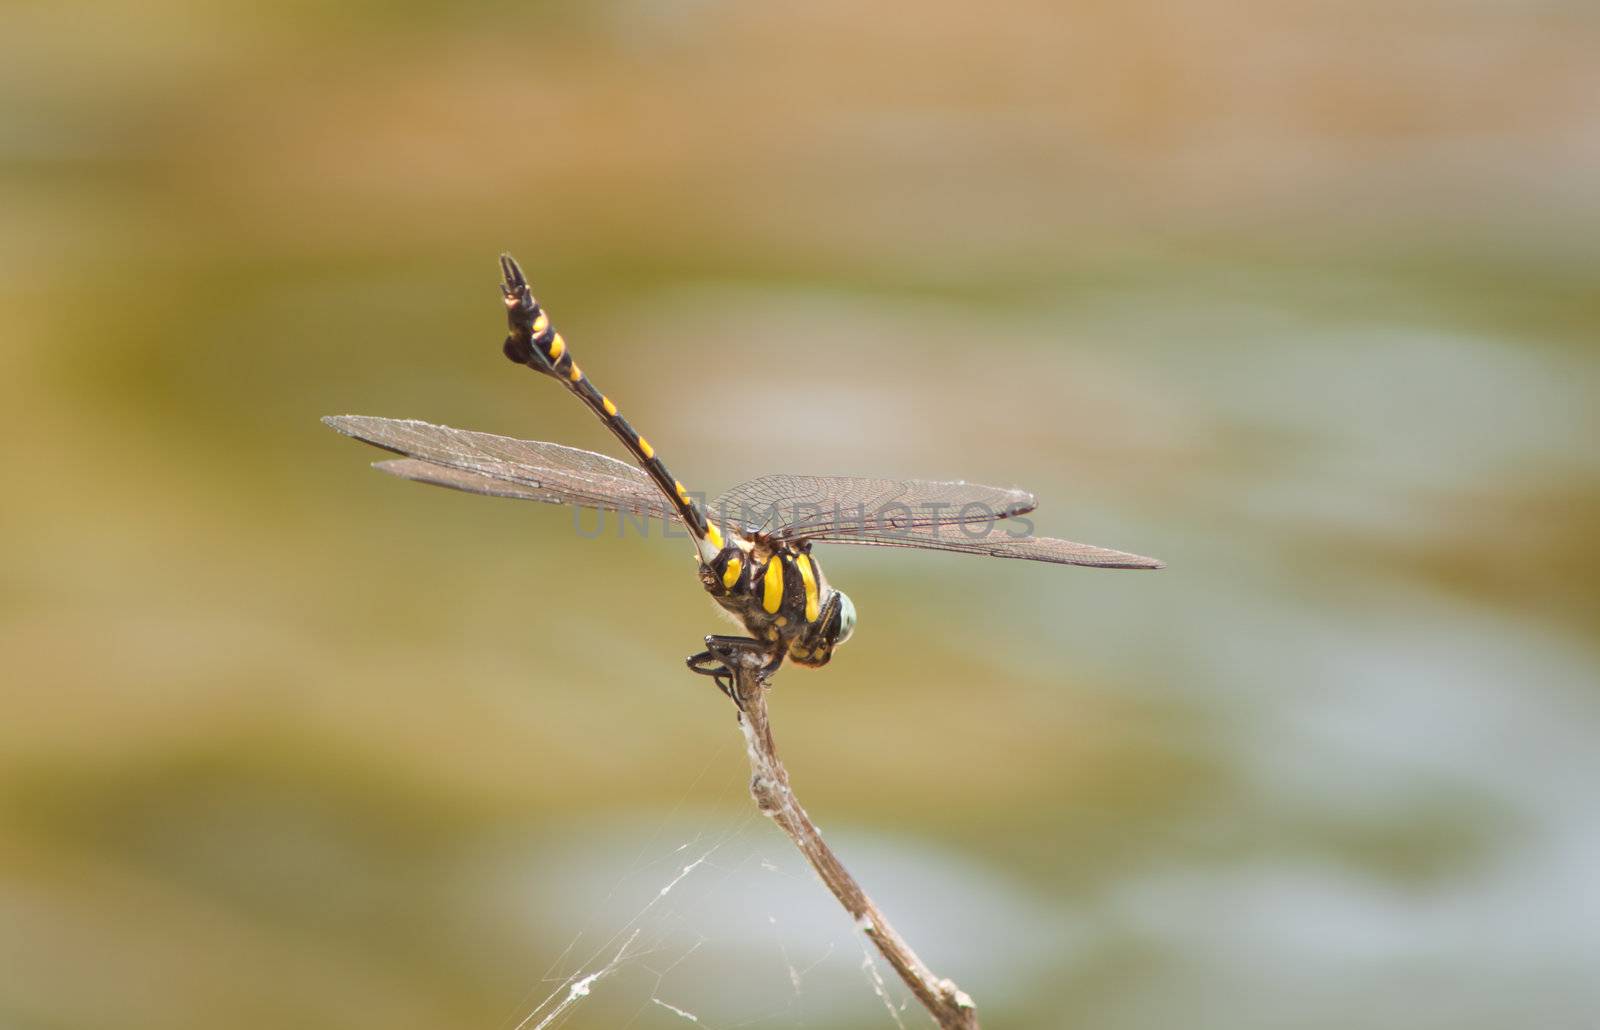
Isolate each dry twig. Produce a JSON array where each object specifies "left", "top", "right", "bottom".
[{"left": 715, "top": 646, "right": 980, "bottom": 1030}]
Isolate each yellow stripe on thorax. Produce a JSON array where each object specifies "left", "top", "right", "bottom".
[
  {"left": 796, "top": 553, "right": 820, "bottom": 622},
  {"left": 762, "top": 557, "right": 784, "bottom": 614},
  {"left": 722, "top": 554, "right": 742, "bottom": 589},
  {"left": 704, "top": 521, "right": 723, "bottom": 549}
]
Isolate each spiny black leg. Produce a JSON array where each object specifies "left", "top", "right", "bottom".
[
  {"left": 704, "top": 634, "right": 778, "bottom": 666},
  {"left": 689, "top": 636, "right": 782, "bottom": 706},
  {"left": 686, "top": 645, "right": 738, "bottom": 677},
  {"left": 686, "top": 648, "right": 737, "bottom": 702}
]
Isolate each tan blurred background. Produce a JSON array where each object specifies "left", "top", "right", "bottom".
[{"left": 3, "top": 1, "right": 1597, "bottom": 1027}]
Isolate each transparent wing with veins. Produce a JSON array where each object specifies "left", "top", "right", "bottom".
[
  {"left": 323, "top": 415, "right": 679, "bottom": 520},
  {"left": 811, "top": 521, "right": 1165, "bottom": 568},
  {"left": 325, "top": 417, "right": 1163, "bottom": 568},
  {"left": 711, "top": 474, "right": 1036, "bottom": 540},
  {"left": 712, "top": 473, "right": 1161, "bottom": 568}
]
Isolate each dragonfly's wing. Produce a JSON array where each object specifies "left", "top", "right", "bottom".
[
  {"left": 372, "top": 458, "right": 597, "bottom": 505},
  {"left": 323, "top": 415, "right": 677, "bottom": 520},
  {"left": 711, "top": 474, "right": 1036, "bottom": 541},
  {"left": 812, "top": 521, "right": 1164, "bottom": 569}
]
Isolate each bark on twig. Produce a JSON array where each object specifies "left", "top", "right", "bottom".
[{"left": 721, "top": 650, "right": 980, "bottom": 1030}]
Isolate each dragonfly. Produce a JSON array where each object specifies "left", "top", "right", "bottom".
[{"left": 324, "top": 256, "right": 1163, "bottom": 699}]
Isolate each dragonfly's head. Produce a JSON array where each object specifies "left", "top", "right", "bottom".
[{"left": 789, "top": 589, "right": 856, "bottom": 668}]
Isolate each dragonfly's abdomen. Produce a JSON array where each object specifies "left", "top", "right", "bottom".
[{"left": 499, "top": 256, "right": 723, "bottom": 562}]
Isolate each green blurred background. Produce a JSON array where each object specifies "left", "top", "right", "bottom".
[{"left": 4, "top": 2, "right": 1597, "bottom": 1027}]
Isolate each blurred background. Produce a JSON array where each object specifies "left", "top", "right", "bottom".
[{"left": 3, "top": 1, "right": 1597, "bottom": 1027}]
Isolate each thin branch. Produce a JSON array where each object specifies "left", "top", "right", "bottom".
[{"left": 718, "top": 649, "right": 980, "bottom": 1030}]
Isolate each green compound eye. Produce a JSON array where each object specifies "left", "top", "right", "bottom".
[{"left": 834, "top": 591, "right": 856, "bottom": 646}]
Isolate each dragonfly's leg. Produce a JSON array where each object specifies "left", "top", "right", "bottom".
[
  {"left": 686, "top": 648, "right": 738, "bottom": 702},
  {"left": 704, "top": 634, "right": 779, "bottom": 668},
  {"left": 689, "top": 635, "right": 782, "bottom": 706}
]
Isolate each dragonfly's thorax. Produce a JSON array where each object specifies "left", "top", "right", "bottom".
[{"left": 698, "top": 534, "right": 847, "bottom": 667}]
